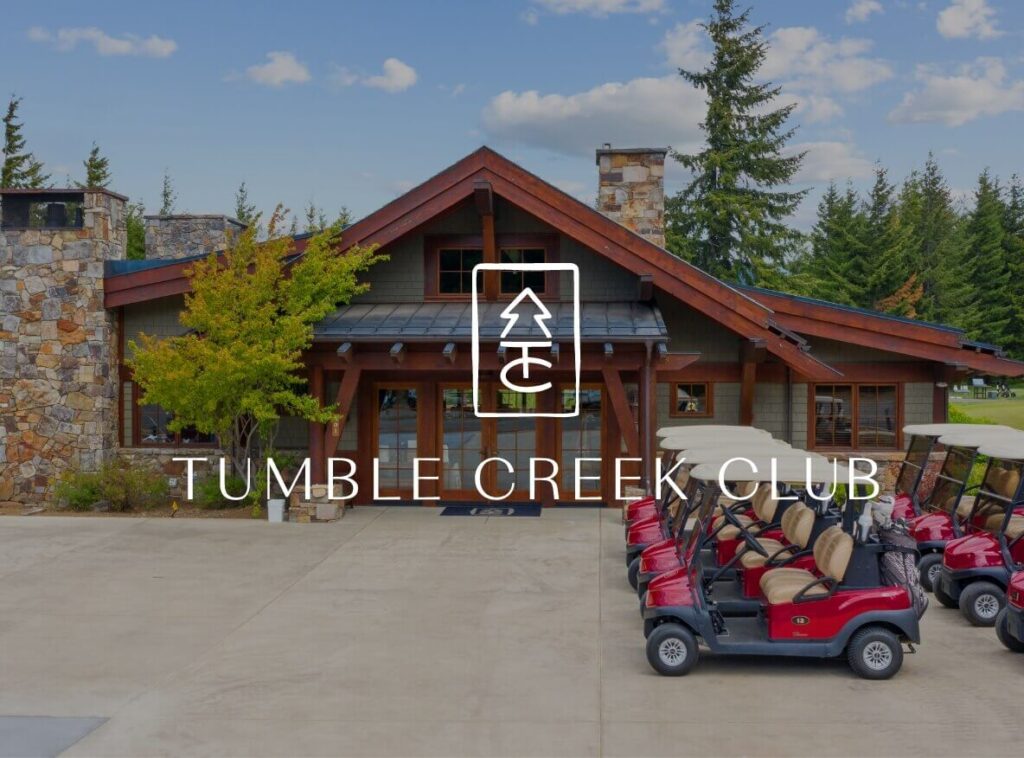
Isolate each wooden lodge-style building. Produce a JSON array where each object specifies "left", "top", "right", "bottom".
[{"left": 4, "top": 146, "right": 1023, "bottom": 508}]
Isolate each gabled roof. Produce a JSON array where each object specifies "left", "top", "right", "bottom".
[{"left": 103, "top": 146, "right": 1024, "bottom": 378}]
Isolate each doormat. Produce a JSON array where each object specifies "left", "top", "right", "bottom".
[{"left": 439, "top": 504, "right": 542, "bottom": 517}]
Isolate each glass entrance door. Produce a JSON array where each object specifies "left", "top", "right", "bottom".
[
  {"left": 440, "top": 384, "right": 539, "bottom": 501},
  {"left": 375, "top": 385, "right": 419, "bottom": 498},
  {"left": 559, "top": 385, "right": 604, "bottom": 498}
]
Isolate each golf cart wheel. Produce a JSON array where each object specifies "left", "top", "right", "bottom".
[
  {"left": 646, "top": 623, "right": 699, "bottom": 676},
  {"left": 918, "top": 554, "right": 943, "bottom": 593},
  {"left": 846, "top": 626, "right": 903, "bottom": 680},
  {"left": 933, "top": 580, "right": 958, "bottom": 609},
  {"left": 995, "top": 609, "right": 1024, "bottom": 653},
  {"left": 627, "top": 556, "right": 641, "bottom": 591},
  {"left": 958, "top": 582, "right": 1005, "bottom": 627}
]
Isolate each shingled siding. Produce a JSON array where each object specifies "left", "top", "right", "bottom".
[
  {"left": 560, "top": 238, "right": 637, "bottom": 301},
  {"left": 751, "top": 382, "right": 808, "bottom": 448},
  {"left": 656, "top": 298, "right": 740, "bottom": 361},
  {"left": 904, "top": 382, "right": 933, "bottom": 427},
  {"left": 122, "top": 295, "right": 189, "bottom": 355}
]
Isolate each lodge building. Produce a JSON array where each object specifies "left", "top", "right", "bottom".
[{"left": 2, "top": 146, "right": 1023, "bottom": 508}]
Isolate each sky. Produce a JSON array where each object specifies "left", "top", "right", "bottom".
[{"left": 3, "top": 0, "right": 1024, "bottom": 229}]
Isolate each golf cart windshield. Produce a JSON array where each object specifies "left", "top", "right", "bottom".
[
  {"left": 922, "top": 445, "right": 977, "bottom": 517},
  {"left": 969, "top": 456, "right": 1024, "bottom": 535},
  {"left": 680, "top": 484, "right": 720, "bottom": 562},
  {"left": 895, "top": 434, "right": 933, "bottom": 497}
]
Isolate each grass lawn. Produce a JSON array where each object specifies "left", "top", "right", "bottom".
[{"left": 951, "top": 394, "right": 1024, "bottom": 430}]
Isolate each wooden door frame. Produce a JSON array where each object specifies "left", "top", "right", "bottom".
[
  {"left": 370, "top": 381, "right": 424, "bottom": 501},
  {"left": 555, "top": 382, "right": 606, "bottom": 501}
]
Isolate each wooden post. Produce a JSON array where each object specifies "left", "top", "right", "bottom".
[
  {"left": 309, "top": 364, "right": 325, "bottom": 484},
  {"left": 476, "top": 181, "right": 499, "bottom": 301},
  {"left": 740, "top": 360, "right": 756, "bottom": 427},
  {"left": 640, "top": 343, "right": 654, "bottom": 493}
]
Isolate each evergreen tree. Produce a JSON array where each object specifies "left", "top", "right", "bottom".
[
  {"left": 805, "top": 183, "right": 868, "bottom": 305},
  {"left": 861, "top": 166, "right": 918, "bottom": 315},
  {"left": 960, "top": 171, "right": 1012, "bottom": 345},
  {"left": 126, "top": 200, "right": 146, "bottom": 260},
  {"left": 78, "top": 142, "right": 111, "bottom": 188},
  {"left": 900, "top": 154, "right": 958, "bottom": 322},
  {"left": 159, "top": 170, "right": 176, "bottom": 215},
  {"left": 1001, "top": 175, "right": 1024, "bottom": 357},
  {"left": 666, "top": 0, "right": 807, "bottom": 282},
  {"left": 234, "top": 181, "right": 258, "bottom": 225},
  {"left": 1, "top": 95, "right": 50, "bottom": 188}
]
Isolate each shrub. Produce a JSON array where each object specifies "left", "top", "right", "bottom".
[
  {"left": 53, "top": 459, "right": 169, "bottom": 512},
  {"left": 54, "top": 470, "right": 104, "bottom": 512},
  {"left": 949, "top": 405, "right": 998, "bottom": 425},
  {"left": 194, "top": 474, "right": 261, "bottom": 510}
]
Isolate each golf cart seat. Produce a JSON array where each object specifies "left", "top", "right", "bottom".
[
  {"left": 992, "top": 469, "right": 1021, "bottom": 498},
  {"left": 739, "top": 502, "right": 815, "bottom": 569},
  {"left": 763, "top": 530, "right": 854, "bottom": 606},
  {"left": 1000, "top": 515, "right": 1024, "bottom": 539},
  {"left": 713, "top": 483, "right": 779, "bottom": 540},
  {"left": 759, "top": 525, "right": 845, "bottom": 595}
]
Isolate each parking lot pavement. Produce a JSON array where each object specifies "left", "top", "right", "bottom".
[{"left": 0, "top": 509, "right": 1019, "bottom": 757}]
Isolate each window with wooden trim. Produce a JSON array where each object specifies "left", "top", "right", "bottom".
[
  {"left": 669, "top": 382, "right": 713, "bottom": 417},
  {"left": 812, "top": 384, "right": 898, "bottom": 449},
  {"left": 438, "top": 247, "right": 483, "bottom": 295},
  {"left": 123, "top": 379, "right": 216, "bottom": 448},
  {"left": 499, "top": 248, "right": 546, "bottom": 293}
]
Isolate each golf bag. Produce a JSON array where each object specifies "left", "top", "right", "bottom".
[{"left": 876, "top": 519, "right": 929, "bottom": 618}]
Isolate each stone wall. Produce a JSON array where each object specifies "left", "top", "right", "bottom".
[
  {"left": 0, "top": 190, "right": 125, "bottom": 507},
  {"left": 595, "top": 147, "right": 667, "bottom": 248},
  {"left": 144, "top": 215, "right": 246, "bottom": 260}
]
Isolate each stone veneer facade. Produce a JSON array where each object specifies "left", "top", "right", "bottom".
[
  {"left": 595, "top": 146, "right": 667, "bottom": 248},
  {"left": 144, "top": 214, "right": 246, "bottom": 260},
  {"left": 0, "top": 190, "right": 126, "bottom": 507}
]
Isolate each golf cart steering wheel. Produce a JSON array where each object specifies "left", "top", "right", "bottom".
[{"left": 720, "top": 500, "right": 770, "bottom": 557}]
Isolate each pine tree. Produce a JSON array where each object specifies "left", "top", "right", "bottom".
[
  {"left": 1001, "top": 175, "right": 1024, "bottom": 357},
  {"left": 860, "top": 166, "right": 918, "bottom": 315},
  {"left": 78, "top": 142, "right": 111, "bottom": 188},
  {"left": 805, "top": 183, "right": 868, "bottom": 305},
  {"left": 1, "top": 95, "right": 50, "bottom": 188},
  {"left": 159, "top": 170, "right": 176, "bottom": 215},
  {"left": 666, "top": 0, "right": 807, "bottom": 282},
  {"left": 900, "top": 154, "right": 958, "bottom": 322},
  {"left": 234, "top": 181, "right": 258, "bottom": 225},
  {"left": 304, "top": 202, "right": 329, "bottom": 233},
  {"left": 126, "top": 200, "right": 146, "bottom": 260},
  {"left": 960, "top": 171, "right": 1012, "bottom": 345}
]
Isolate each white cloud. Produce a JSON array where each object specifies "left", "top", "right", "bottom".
[
  {"left": 937, "top": 0, "right": 1001, "bottom": 40},
  {"left": 790, "top": 141, "right": 875, "bottom": 183},
  {"left": 27, "top": 26, "right": 176, "bottom": 57},
  {"left": 532, "top": 0, "right": 666, "bottom": 16},
  {"left": 845, "top": 0, "right": 884, "bottom": 24},
  {"left": 365, "top": 58, "right": 418, "bottom": 92},
  {"left": 762, "top": 26, "right": 893, "bottom": 94},
  {"left": 889, "top": 57, "right": 1024, "bottom": 125},
  {"left": 331, "top": 58, "right": 418, "bottom": 93},
  {"left": 788, "top": 94, "right": 845, "bottom": 123},
  {"left": 659, "top": 20, "right": 711, "bottom": 71},
  {"left": 246, "top": 51, "right": 311, "bottom": 87},
  {"left": 482, "top": 76, "right": 704, "bottom": 156}
]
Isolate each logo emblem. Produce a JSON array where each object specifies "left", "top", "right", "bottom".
[{"left": 470, "top": 262, "right": 580, "bottom": 418}]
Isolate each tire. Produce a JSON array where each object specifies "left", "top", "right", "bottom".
[
  {"left": 933, "top": 579, "right": 958, "bottom": 609},
  {"left": 995, "top": 609, "right": 1024, "bottom": 653},
  {"left": 645, "top": 623, "right": 699, "bottom": 676},
  {"left": 918, "top": 553, "right": 943, "bottom": 593},
  {"left": 846, "top": 626, "right": 904, "bottom": 680},
  {"left": 627, "top": 556, "right": 641, "bottom": 591},
  {"left": 959, "top": 582, "right": 1006, "bottom": 627}
]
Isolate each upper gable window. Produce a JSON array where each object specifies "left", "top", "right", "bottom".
[
  {"left": 500, "top": 248, "right": 545, "bottom": 293},
  {"left": 438, "top": 248, "right": 483, "bottom": 294}
]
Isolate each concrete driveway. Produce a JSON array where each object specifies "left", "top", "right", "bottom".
[{"left": 0, "top": 508, "right": 1019, "bottom": 757}]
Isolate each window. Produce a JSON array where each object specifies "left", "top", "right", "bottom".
[
  {"left": 812, "top": 384, "right": 899, "bottom": 449},
  {"left": 669, "top": 383, "right": 713, "bottom": 417},
  {"left": 127, "top": 380, "right": 215, "bottom": 448},
  {"left": 499, "top": 248, "right": 546, "bottom": 293},
  {"left": 437, "top": 248, "right": 483, "bottom": 294}
]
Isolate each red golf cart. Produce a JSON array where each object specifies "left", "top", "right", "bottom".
[
  {"left": 932, "top": 442, "right": 1024, "bottom": 626},
  {"left": 642, "top": 463, "right": 921, "bottom": 680},
  {"left": 995, "top": 570, "right": 1024, "bottom": 652}
]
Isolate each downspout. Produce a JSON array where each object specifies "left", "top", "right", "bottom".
[
  {"left": 641, "top": 341, "right": 654, "bottom": 494},
  {"left": 785, "top": 366, "right": 793, "bottom": 444}
]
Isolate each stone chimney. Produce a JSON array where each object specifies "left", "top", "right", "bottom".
[
  {"left": 0, "top": 188, "right": 126, "bottom": 506},
  {"left": 144, "top": 214, "right": 246, "bottom": 260},
  {"left": 596, "top": 145, "right": 667, "bottom": 248}
]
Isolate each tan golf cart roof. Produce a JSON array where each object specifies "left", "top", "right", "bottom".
[
  {"left": 660, "top": 437, "right": 789, "bottom": 452},
  {"left": 937, "top": 427, "right": 1024, "bottom": 449},
  {"left": 680, "top": 447, "right": 828, "bottom": 465},
  {"left": 977, "top": 442, "right": 1024, "bottom": 461},
  {"left": 903, "top": 423, "right": 1017, "bottom": 437}
]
